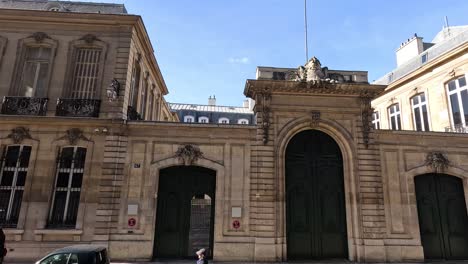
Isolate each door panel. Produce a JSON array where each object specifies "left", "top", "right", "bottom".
[
  {"left": 286, "top": 130, "right": 348, "bottom": 260},
  {"left": 154, "top": 166, "right": 216, "bottom": 259},
  {"left": 415, "top": 174, "right": 468, "bottom": 260}
]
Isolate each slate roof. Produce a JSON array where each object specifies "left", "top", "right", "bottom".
[
  {"left": 169, "top": 103, "right": 254, "bottom": 114},
  {"left": 0, "top": 0, "right": 127, "bottom": 14},
  {"left": 374, "top": 26, "right": 468, "bottom": 85}
]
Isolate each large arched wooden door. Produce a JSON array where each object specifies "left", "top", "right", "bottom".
[
  {"left": 286, "top": 130, "right": 348, "bottom": 260},
  {"left": 415, "top": 174, "right": 468, "bottom": 260},
  {"left": 153, "top": 166, "right": 216, "bottom": 259}
]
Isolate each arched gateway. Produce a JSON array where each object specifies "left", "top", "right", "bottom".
[
  {"left": 153, "top": 166, "right": 216, "bottom": 259},
  {"left": 286, "top": 130, "right": 348, "bottom": 260}
]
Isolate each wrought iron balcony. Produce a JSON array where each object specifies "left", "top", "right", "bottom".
[
  {"left": 445, "top": 124, "right": 468, "bottom": 133},
  {"left": 1, "top": 96, "right": 48, "bottom": 116},
  {"left": 56, "top": 98, "right": 101, "bottom": 118},
  {"left": 127, "top": 105, "right": 142, "bottom": 121}
]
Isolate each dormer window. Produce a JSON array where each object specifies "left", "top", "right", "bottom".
[
  {"left": 198, "top": 117, "right": 209, "bottom": 123},
  {"left": 218, "top": 117, "right": 229, "bottom": 124},
  {"left": 184, "top": 115, "right": 194, "bottom": 123},
  {"left": 49, "top": 7, "right": 60, "bottom": 11},
  {"left": 238, "top": 119, "right": 249, "bottom": 125}
]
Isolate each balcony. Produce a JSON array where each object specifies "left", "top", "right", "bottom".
[
  {"left": 1, "top": 96, "right": 48, "bottom": 116},
  {"left": 56, "top": 98, "right": 101, "bottom": 118},
  {"left": 127, "top": 105, "right": 142, "bottom": 121},
  {"left": 445, "top": 124, "right": 468, "bottom": 133}
]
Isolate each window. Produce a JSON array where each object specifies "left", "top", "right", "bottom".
[
  {"left": 371, "top": 112, "right": 380, "bottom": 129},
  {"left": 18, "top": 46, "right": 52, "bottom": 97},
  {"left": 238, "top": 119, "right": 249, "bottom": 125},
  {"left": 411, "top": 93, "right": 430, "bottom": 131},
  {"left": 129, "top": 62, "right": 141, "bottom": 107},
  {"left": 69, "top": 48, "right": 102, "bottom": 99},
  {"left": 48, "top": 147, "right": 86, "bottom": 228},
  {"left": 0, "top": 145, "right": 31, "bottom": 227},
  {"left": 184, "top": 116, "right": 194, "bottom": 123},
  {"left": 421, "top": 53, "right": 428, "bottom": 64},
  {"left": 388, "top": 104, "right": 401, "bottom": 130},
  {"left": 199, "top": 117, "right": 209, "bottom": 123},
  {"left": 140, "top": 77, "right": 149, "bottom": 119},
  {"left": 39, "top": 253, "right": 78, "bottom": 264},
  {"left": 447, "top": 76, "right": 468, "bottom": 128},
  {"left": 218, "top": 117, "right": 229, "bottom": 124}
]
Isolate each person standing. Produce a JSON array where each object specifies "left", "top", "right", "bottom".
[{"left": 196, "top": 248, "right": 208, "bottom": 264}]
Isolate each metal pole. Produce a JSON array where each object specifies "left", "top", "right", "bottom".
[{"left": 305, "top": 0, "right": 309, "bottom": 63}]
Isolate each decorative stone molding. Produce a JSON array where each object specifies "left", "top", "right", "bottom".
[
  {"left": 7, "top": 127, "right": 32, "bottom": 144},
  {"left": 425, "top": 152, "right": 449, "bottom": 173},
  {"left": 255, "top": 87, "right": 272, "bottom": 144},
  {"left": 58, "top": 128, "right": 90, "bottom": 145},
  {"left": 288, "top": 56, "right": 343, "bottom": 83},
  {"left": 310, "top": 111, "right": 321, "bottom": 127},
  {"left": 359, "top": 90, "right": 374, "bottom": 148},
  {"left": 80, "top": 34, "right": 100, "bottom": 44},
  {"left": 29, "top": 32, "right": 51, "bottom": 43},
  {"left": 175, "top": 144, "right": 204, "bottom": 166}
]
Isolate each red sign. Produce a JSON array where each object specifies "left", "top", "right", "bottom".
[
  {"left": 232, "top": 220, "right": 240, "bottom": 229},
  {"left": 128, "top": 218, "right": 137, "bottom": 227}
]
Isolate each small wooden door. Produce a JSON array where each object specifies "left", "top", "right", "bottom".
[
  {"left": 286, "top": 130, "right": 348, "bottom": 260},
  {"left": 415, "top": 174, "right": 468, "bottom": 260},
  {"left": 153, "top": 166, "right": 215, "bottom": 259}
]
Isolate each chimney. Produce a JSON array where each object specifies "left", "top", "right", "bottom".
[
  {"left": 208, "top": 95, "right": 216, "bottom": 106},
  {"left": 396, "top": 33, "right": 424, "bottom": 66},
  {"left": 243, "top": 99, "right": 249, "bottom": 108}
]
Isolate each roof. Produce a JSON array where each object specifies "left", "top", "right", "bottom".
[
  {"left": 169, "top": 103, "right": 254, "bottom": 114},
  {"left": 374, "top": 25, "right": 468, "bottom": 86},
  {"left": 52, "top": 245, "right": 107, "bottom": 254},
  {"left": 0, "top": 0, "right": 127, "bottom": 14}
]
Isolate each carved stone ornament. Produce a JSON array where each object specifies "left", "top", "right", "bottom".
[
  {"left": 289, "top": 56, "right": 343, "bottom": 84},
  {"left": 256, "top": 87, "right": 272, "bottom": 144},
  {"left": 175, "top": 145, "right": 204, "bottom": 166},
  {"left": 59, "top": 128, "right": 90, "bottom": 145},
  {"left": 7, "top": 127, "right": 32, "bottom": 144},
  {"left": 310, "top": 111, "right": 321, "bottom": 127},
  {"left": 80, "top": 34, "right": 99, "bottom": 44},
  {"left": 359, "top": 90, "right": 374, "bottom": 149},
  {"left": 425, "top": 152, "right": 449, "bottom": 173},
  {"left": 30, "top": 32, "right": 50, "bottom": 43}
]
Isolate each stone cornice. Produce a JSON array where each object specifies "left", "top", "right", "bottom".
[{"left": 244, "top": 79, "right": 386, "bottom": 99}]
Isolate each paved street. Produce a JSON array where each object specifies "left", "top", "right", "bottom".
[{"left": 6, "top": 262, "right": 468, "bottom": 264}]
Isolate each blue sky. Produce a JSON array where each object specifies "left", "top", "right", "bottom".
[{"left": 84, "top": 0, "right": 468, "bottom": 106}]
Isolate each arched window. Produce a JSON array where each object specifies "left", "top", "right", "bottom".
[
  {"left": 65, "top": 35, "right": 107, "bottom": 100},
  {"left": 411, "top": 93, "right": 430, "bottom": 131},
  {"left": 184, "top": 115, "right": 195, "bottom": 123},
  {"left": 218, "top": 117, "right": 229, "bottom": 124},
  {"left": 388, "top": 103, "right": 401, "bottom": 130},
  {"left": 446, "top": 75, "right": 467, "bottom": 129},
  {"left": 198, "top": 116, "right": 209, "bottom": 123},
  {"left": 237, "top": 118, "right": 249, "bottom": 125},
  {"left": 10, "top": 33, "right": 58, "bottom": 98}
]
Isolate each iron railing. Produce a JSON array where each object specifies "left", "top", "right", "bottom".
[
  {"left": 445, "top": 124, "right": 468, "bottom": 133},
  {"left": 56, "top": 98, "right": 101, "bottom": 118},
  {"left": 1, "top": 96, "right": 48, "bottom": 116}
]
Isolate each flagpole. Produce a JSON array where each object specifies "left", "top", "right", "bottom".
[{"left": 304, "top": 0, "right": 309, "bottom": 63}]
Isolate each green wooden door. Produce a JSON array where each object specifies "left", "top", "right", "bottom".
[
  {"left": 154, "top": 166, "right": 216, "bottom": 259},
  {"left": 286, "top": 130, "right": 348, "bottom": 260},
  {"left": 415, "top": 174, "right": 468, "bottom": 260}
]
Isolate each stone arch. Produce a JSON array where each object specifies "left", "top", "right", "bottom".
[
  {"left": 275, "top": 115, "right": 360, "bottom": 261},
  {"left": 149, "top": 156, "right": 226, "bottom": 258}
]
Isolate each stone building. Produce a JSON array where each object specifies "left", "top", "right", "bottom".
[{"left": 0, "top": 1, "right": 467, "bottom": 263}]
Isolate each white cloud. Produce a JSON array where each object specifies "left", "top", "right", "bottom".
[{"left": 228, "top": 57, "right": 250, "bottom": 64}]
